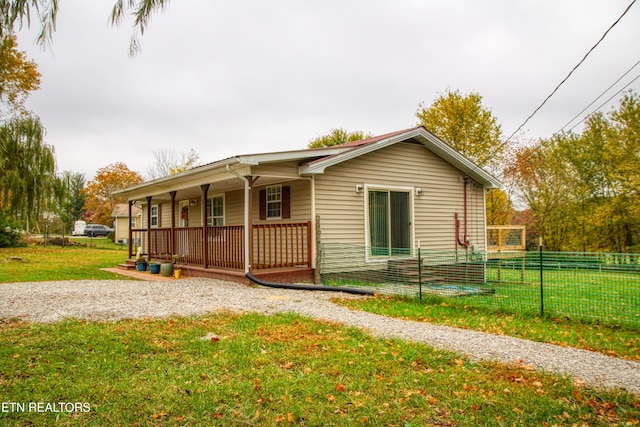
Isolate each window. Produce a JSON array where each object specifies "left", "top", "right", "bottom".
[
  {"left": 179, "top": 200, "right": 189, "bottom": 227},
  {"left": 259, "top": 185, "right": 291, "bottom": 220},
  {"left": 367, "top": 189, "right": 412, "bottom": 256},
  {"left": 267, "top": 185, "right": 282, "bottom": 219},
  {"left": 150, "top": 205, "right": 159, "bottom": 227},
  {"left": 130, "top": 217, "right": 137, "bottom": 228},
  {"left": 207, "top": 195, "right": 224, "bottom": 226}
]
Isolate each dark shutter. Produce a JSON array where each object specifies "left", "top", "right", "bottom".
[
  {"left": 282, "top": 185, "right": 291, "bottom": 219},
  {"left": 259, "top": 189, "right": 266, "bottom": 220}
]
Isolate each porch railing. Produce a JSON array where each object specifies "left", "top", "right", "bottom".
[
  {"left": 131, "top": 222, "right": 311, "bottom": 270},
  {"left": 253, "top": 222, "right": 311, "bottom": 269}
]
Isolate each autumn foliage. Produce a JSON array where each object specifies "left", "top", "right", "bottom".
[{"left": 82, "top": 162, "right": 143, "bottom": 225}]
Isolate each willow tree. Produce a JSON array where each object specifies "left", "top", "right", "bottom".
[
  {"left": 0, "top": 114, "right": 56, "bottom": 231},
  {"left": 1, "top": 0, "right": 171, "bottom": 55}
]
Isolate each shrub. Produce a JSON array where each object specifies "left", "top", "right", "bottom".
[{"left": 0, "top": 211, "right": 24, "bottom": 248}]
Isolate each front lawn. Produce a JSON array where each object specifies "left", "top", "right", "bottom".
[
  {"left": 0, "top": 313, "right": 637, "bottom": 426},
  {"left": 0, "top": 244, "right": 131, "bottom": 283}
]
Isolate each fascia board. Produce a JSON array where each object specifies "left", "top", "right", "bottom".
[
  {"left": 299, "top": 128, "right": 425, "bottom": 175},
  {"left": 237, "top": 146, "right": 348, "bottom": 165},
  {"left": 299, "top": 127, "right": 501, "bottom": 188},
  {"left": 114, "top": 160, "right": 249, "bottom": 200},
  {"left": 415, "top": 131, "right": 502, "bottom": 189}
]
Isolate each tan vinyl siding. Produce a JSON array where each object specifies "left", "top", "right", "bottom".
[
  {"left": 315, "top": 141, "right": 486, "bottom": 251},
  {"left": 224, "top": 189, "right": 244, "bottom": 225}
]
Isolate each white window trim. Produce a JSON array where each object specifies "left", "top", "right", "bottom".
[
  {"left": 207, "top": 194, "right": 225, "bottom": 226},
  {"left": 150, "top": 204, "right": 159, "bottom": 228},
  {"left": 266, "top": 184, "right": 282, "bottom": 220},
  {"left": 363, "top": 183, "right": 415, "bottom": 262}
]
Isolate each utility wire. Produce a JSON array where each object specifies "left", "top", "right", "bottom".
[
  {"left": 504, "top": 0, "right": 637, "bottom": 144},
  {"left": 567, "top": 72, "right": 640, "bottom": 132},
  {"left": 560, "top": 58, "right": 640, "bottom": 131}
]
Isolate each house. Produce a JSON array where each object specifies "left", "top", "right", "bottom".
[
  {"left": 114, "top": 126, "right": 500, "bottom": 284},
  {"left": 111, "top": 203, "right": 142, "bottom": 244}
]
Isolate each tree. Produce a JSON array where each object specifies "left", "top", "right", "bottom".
[
  {"left": 0, "top": 114, "right": 56, "bottom": 232},
  {"left": 54, "top": 171, "right": 86, "bottom": 233},
  {"left": 308, "top": 128, "right": 372, "bottom": 149},
  {"left": 415, "top": 89, "right": 503, "bottom": 170},
  {"left": 83, "top": 163, "right": 143, "bottom": 225},
  {"left": 485, "top": 188, "right": 514, "bottom": 226},
  {"left": 505, "top": 91, "right": 640, "bottom": 253},
  {"left": 0, "top": 35, "right": 40, "bottom": 113},
  {"left": 1, "top": 0, "right": 171, "bottom": 55},
  {"left": 504, "top": 139, "right": 574, "bottom": 251},
  {"left": 146, "top": 148, "right": 200, "bottom": 180}
]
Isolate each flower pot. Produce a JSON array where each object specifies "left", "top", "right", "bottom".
[
  {"left": 160, "top": 262, "right": 174, "bottom": 277},
  {"left": 149, "top": 263, "right": 161, "bottom": 274},
  {"left": 136, "top": 261, "right": 147, "bottom": 272},
  {"left": 174, "top": 269, "right": 181, "bottom": 279}
]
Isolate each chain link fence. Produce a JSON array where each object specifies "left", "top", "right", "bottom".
[{"left": 320, "top": 243, "right": 640, "bottom": 328}]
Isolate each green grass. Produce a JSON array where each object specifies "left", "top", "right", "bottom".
[
  {"left": 485, "top": 266, "right": 640, "bottom": 326},
  {"left": 334, "top": 294, "right": 640, "bottom": 361},
  {"left": 0, "top": 313, "right": 638, "bottom": 426},
  {"left": 0, "top": 243, "right": 132, "bottom": 283}
]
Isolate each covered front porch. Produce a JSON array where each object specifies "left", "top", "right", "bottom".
[{"left": 114, "top": 154, "right": 323, "bottom": 284}]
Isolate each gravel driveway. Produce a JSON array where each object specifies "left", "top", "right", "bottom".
[{"left": 1, "top": 278, "right": 638, "bottom": 394}]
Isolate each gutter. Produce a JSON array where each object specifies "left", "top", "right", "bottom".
[{"left": 226, "top": 165, "right": 251, "bottom": 273}]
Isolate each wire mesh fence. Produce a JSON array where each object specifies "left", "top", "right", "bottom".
[{"left": 320, "top": 243, "right": 640, "bottom": 329}]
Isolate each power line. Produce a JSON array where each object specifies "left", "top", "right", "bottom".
[
  {"left": 567, "top": 72, "right": 640, "bottom": 132},
  {"left": 504, "top": 0, "right": 637, "bottom": 144},
  {"left": 560, "top": 58, "right": 640, "bottom": 131}
]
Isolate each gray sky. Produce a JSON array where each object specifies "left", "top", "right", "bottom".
[{"left": 16, "top": 0, "right": 640, "bottom": 180}]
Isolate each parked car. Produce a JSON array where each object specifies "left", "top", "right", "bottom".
[{"left": 84, "top": 224, "right": 114, "bottom": 237}]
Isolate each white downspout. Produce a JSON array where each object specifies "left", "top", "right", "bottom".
[
  {"left": 309, "top": 176, "right": 316, "bottom": 269},
  {"left": 227, "top": 165, "right": 251, "bottom": 273}
]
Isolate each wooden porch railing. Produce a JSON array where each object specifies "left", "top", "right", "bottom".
[
  {"left": 131, "top": 222, "right": 311, "bottom": 270},
  {"left": 207, "top": 225, "right": 244, "bottom": 269},
  {"left": 253, "top": 222, "right": 311, "bottom": 269}
]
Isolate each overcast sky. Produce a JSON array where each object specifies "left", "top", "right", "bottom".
[{"left": 16, "top": 0, "right": 640, "bottom": 180}]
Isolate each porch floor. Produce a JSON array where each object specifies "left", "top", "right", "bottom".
[{"left": 117, "top": 259, "right": 315, "bottom": 285}]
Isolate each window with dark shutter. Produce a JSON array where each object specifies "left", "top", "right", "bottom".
[{"left": 259, "top": 185, "right": 291, "bottom": 220}]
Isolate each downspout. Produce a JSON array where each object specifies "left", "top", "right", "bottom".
[
  {"left": 227, "top": 165, "right": 251, "bottom": 273},
  {"left": 455, "top": 177, "right": 470, "bottom": 248}
]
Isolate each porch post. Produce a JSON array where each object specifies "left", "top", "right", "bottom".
[
  {"left": 170, "top": 191, "right": 177, "bottom": 258},
  {"left": 201, "top": 184, "right": 210, "bottom": 268},
  {"left": 128, "top": 200, "right": 134, "bottom": 258},
  {"left": 146, "top": 196, "right": 152, "bottom": 259},
  {"left": 247, "top": 176, "right": 257, "bottom": 274}
]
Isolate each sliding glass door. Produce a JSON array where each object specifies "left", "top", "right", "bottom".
[{"left": 369, "top": 189, "right": 411, "bottom": 256}]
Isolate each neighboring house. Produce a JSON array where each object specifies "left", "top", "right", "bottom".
[
  {"left": 111, "top": 203, "right": 142, "bottom": 244},
  {"left": 114, "top": 127, "right": 500, "bottom": 283}
]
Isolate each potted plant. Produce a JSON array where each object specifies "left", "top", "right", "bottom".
[
  {"left": 149, "top": 260, "right": 161, "bottom": 274},
  {"left": 135, "top": 257, "right": 147, "bottom": 272},
  {"left": 160, "top": 259, "right": 174, "bottom": 277},
  {"left": 172, "top": 254, "right": 181, "bottom": 278}
]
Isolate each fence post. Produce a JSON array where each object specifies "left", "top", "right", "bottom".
[{"left": 539, "top": 237, "right": 544, "bottom": 317}]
